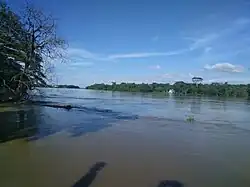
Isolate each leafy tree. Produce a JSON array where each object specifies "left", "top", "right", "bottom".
[
  {"left": 0, "top": 2, "right": 26, "bottom": 98},
  {"left": 0, "top": 1, "right": 66, "bottom": 101},
  {"left": 192, "top": 77, "right": 203, "bottom": 85}
]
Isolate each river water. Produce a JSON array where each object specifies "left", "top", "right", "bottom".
[{"left": 0, "top": 88, "right": 250, "bottom": 187}]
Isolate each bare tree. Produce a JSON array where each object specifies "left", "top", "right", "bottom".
[{"left": 0, "top": 2, "right": 67, "bottom": 101}]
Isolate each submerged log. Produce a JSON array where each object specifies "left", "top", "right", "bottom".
[
  {"left": 43, "top": 104, "right": 72, "bottom": 110},
  {"left": 30, "top": 101, "right": 72, "bottom": 110}
]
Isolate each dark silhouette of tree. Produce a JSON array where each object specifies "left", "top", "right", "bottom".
[
  {"left": 247, "top": 84, "right": 250, "bottom": 98},
  {"left": 192, "top": 77, "right": 203, "bottom": 86},
  {"left": 0, "top": 1, "right": 66, "bottom": 102}
]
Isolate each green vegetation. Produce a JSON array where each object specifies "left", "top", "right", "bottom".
[
  {"left": 56, "top": 85, "right": 80, "bottom": 89},
  {"left": 86, "top": 82, "right": 250, "bottom": 98},
  {"left": 0, "top": 1, "right": 65, "bottom": 102},
  {"left": 41, "top": 84, "right": 80, "bottom": 89},
  {"left": 248, "top": 84, "right": 250, "bottom": 96},
  {"left": 186, "top": 115, "right": 195, "bottom": 123}
]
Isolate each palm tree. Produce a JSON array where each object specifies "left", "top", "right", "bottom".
[{"left": 192, "top": 77, "right": 203, "bottom": 87}]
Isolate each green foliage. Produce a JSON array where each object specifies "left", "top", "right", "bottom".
[
  {"left": 0, "top": 2, "right": 65, "bottom": 102},
  {"left": 87, "top": 82, "right": 171, "bottom": 93},
  {"left": 56, "top": 85, "right": 80, "bottom": 89},
  {"left": 86, "top": 82, "right": 250, "bottom": 98},
  {"left": 248, "top": 84, "right": 250, "bottom": 97},
  {"left": 186, "top": 115, "right": 195, "bottom": 123},
  {"left": 192, "top": 77, "right": 203, "bottom": 84}
]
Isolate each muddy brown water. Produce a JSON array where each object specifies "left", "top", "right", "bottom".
[{"left": 1, "top": 89, "right": 250, "bottom": 187}]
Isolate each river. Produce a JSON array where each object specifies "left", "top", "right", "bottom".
[{"left": 0, "top": 88, "right": 250, "bottom": 187}]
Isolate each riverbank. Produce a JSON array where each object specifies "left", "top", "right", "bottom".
[{"left": 86, "top": 82, "right": 250, "bottom": 98}]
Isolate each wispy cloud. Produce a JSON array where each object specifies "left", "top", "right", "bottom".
[
  {"left": 149, "top": 65, "right": 161, "bottom": 70},
  {"left": 184, "top": 17, "right": 250, "bottom": 53},
  {"left": 234, "top": 17, "right": 250, "bottom": 26},
  {"left": 71, "top": 61, "right": 94, "bottom": 67},
  {"left": 66, "top": 47, "right": 189, "bottom": 62},
  {"left": 187, "top": 34, "right": 219, "bottom": 51},
  {"left": 68, "top": 19, "right": 250, "bottom": 63},
  {"left": 66, "top": 48, "right": 111, "bottom": 62},
  {"left": 204, "top": 47, "right": 212, "bottom": 53},
  {"left": 66, "top": 16, "right": 250, "bottom": 65},
  {"left": 204, "top": 63, "right": 245, "bottom": 73},
  {"left": 221, "top": 17, "right": 250, "bottom": 35},
  {"left": 67, "top": 48, "right": 96, "bottom": 59},
  {"left": 108, "top": 49, "right": 187, "bottom": 59}
]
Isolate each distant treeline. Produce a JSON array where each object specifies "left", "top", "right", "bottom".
[
  {"left": 56, "top": 85, "right": 80, "bottom": 89},
  {"left": 86, "top": 82, "right": 250, "bottom": 98},
  {"left": 42, "top": 85, "right": 80, "bottom": 89}
]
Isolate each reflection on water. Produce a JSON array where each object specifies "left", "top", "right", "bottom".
[
  {"left": 0, "top": 107, "right": 39, "bottom": 143},
  {"left": 190, "top": 97, "right": 201, "bottom": 114},
  {"left": 0, "top": 103, "right": 138, "bottom": 142},
  {"left": 0, "top": 89, "right": 250, "bottom": 187}
]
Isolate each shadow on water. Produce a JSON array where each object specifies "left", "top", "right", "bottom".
[
  {"left": 157, "top": 180, "right": 184, "bottom": 187},
  {"left": 71, "top": 161, "right": 184, "bottom": 187},
  {"left": 190, "top": 97, "right": 201, "bottom": 114},
  {"left": 71, "top": 162, "right": 184, "bottom": 187},
  {"left": 72, "top": 162, "right": 107, "bottom": 187},
  {"left": 0, "top": 104, "right": 138, "bottom": 143}
]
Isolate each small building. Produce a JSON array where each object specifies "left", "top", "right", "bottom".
[{"left": 168, "top": 89, "right": 175, "bottom": 94}]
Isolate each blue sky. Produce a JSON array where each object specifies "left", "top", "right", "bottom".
[{"left": 8, "top": 0, "right": 250, "bottom": 86}]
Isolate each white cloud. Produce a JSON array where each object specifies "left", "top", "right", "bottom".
[
  {"left": 66, "top": 48, "right": 97, "bottom": 60},
  {"left": 66, "top": 48, "right": 111, "bottom": 62},
  {"left": 108, "top": 49, "right": 187, "bottom": 59},
  {"left": 204, "top": 63, "right": 244, "bottom": 73},
  {"left": 188, "top": 34, "right": 219, "bottom": 51},
  {"left": 149, "top": 65, "right": 161, "bottom": 70},
  {"left": 66, "top": 16, "right": 250, "bottom": 64},
  {"left": 71, "top": 62, "right": 94, "bottom": 67},
  {"left": 66, "top": 47, "right": 189, "bottom": 62}
]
